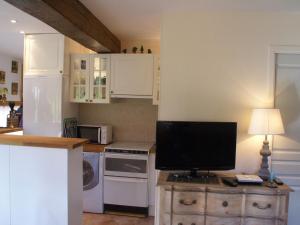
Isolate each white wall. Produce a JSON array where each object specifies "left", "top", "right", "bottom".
[
  {"left": 0, "top": 53, "right": 22, "bottom": 102},
  {"left": 159, "top": 12, "right": 300, "bottom": 173}
]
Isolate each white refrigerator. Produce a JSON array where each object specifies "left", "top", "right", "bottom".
[{"left": 23, "top": 74, "right": 77, "bottom": 136}]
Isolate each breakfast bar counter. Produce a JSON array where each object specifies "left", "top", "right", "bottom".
[
  {"left": 0, "top": 134, "right": 88, "bottom": 149},
  {"left": 0, "top": 134, "right": 87, "bottom": 225},
  {"left": 0, "top": 127, "right": 23, "bottom": 134}
]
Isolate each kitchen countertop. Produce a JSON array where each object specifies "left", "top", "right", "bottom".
[
  {"left": 0, "top": 127, "right": 23, "bottom": 134},
  {"left": 83, "top": 142, "right": 156, "bottom": 153},
  {"left": 0, "top": 134, "right": 88, "bottom": 150},
  {"left": 83, "top": 143, "right": 107, "bottom": 152}
]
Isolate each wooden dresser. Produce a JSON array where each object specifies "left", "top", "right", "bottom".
[{"left": 156, "top": 172, "right": 293, "bottom": 225}]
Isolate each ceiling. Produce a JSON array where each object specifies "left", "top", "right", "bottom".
[
  {"left": 81, "top": 0, "right": 300, "bottom": 41},
  {"left": 1, "top": 0, "right": 300, "bottom": 58},
  {"left": 0, "top": 1, "right": 56, "bottom": 59}
]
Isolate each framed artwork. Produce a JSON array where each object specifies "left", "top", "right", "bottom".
[
  {"left": 11, "top": 60, "right": 18, "bottom": 73},
  {"left": 81, "top": 60, "right": 86, "bottom": 70},
  {"left": 0, "top": 71, "right": 5, "bottom": 84},
  {"left": 11, "top": 82, "right": 18, "bottom": 95}
]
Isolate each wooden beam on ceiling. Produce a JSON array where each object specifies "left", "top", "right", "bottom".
[{"left": 4, "top": 0, "right": 121, "bottom": 53}]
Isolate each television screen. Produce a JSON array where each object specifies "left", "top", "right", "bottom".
[{"left": 155, "top": 121, "right": 237, "bottom": 171}]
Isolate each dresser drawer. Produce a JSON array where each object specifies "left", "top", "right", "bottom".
[
  {"left": 206, "top": 192, "right": 242, "bottom": 216},
  {"left": 172, "top": 214, "right": 205, "bottom": 225},
  {"left": 206, "top": 216, "right": 241, "bottom": 225},
  {"left": 173, "top": 191, "right": 205, "bottom": 214},
  {"left": 245, "top": 195, "right": 278, "bottom": 218},
  {"left": 244, "top": 218, "right": 284, "bottom": 225},
  {"left": 163, "top": 190, "right": 172, "bottom": 213},
  {"left": 161, "top": 213, "right": 171, "bottom": 225}
]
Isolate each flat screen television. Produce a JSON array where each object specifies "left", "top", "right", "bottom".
[{"left": 155, "top": 121, "right": 237, "bottom": 172}]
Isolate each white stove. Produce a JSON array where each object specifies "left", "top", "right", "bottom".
[{"left": 103, "top": 142, "right": 153, "bottom": 211}]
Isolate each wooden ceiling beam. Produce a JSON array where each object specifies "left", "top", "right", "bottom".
[{"left": 4, "top": 0, "right": 121, "bottom": 53}]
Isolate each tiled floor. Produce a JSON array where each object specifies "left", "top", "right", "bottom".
[{"left": 83, "top": 213, "right": 154, "bottom": 225}]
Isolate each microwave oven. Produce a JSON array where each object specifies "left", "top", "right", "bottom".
[{"left": 77, "top": 124, "right": 112, "bottom": 144}]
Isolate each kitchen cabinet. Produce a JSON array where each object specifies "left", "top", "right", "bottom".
[
  {"left": 110, "top": 54, "right": 154, "bottom": 98},
  {"left": 70, "top": 54, "right": 110, "bottom": 103},
  {"left": 24, "top": 34, "right": 64, "bottom": 76},
  {"left": 152, "top": 56, "right": 160, "bottom": 105},
  {"left": 0, "top": 145, "right": 10, "bottom": 225},
  {"left": 89, "top": 54, "right": 110, "bottom": 103},
  {"left": 70, "top": 54, "right": 90, "bottom": 103}
]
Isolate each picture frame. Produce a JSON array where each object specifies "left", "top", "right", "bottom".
[
  {"left": 0, "top": 71, "right": 6, "bottom": 84},
  {"left": 11, "top": 60, "right": 18, "bottom": 73},
  {"left": 11, "top": 82, "right": 18, "bottom": 95},
  {"left": 81, "top": 60, "right": 86, "bottom": 70}
]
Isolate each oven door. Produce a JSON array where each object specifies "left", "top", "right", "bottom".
[
  {"left": 104, "top": 153, "right": 148, "bottom": 178},
  {"left": 104, "top": 176, "right": 148, "bottom": 207}
]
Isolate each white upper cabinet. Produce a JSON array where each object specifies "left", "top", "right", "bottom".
[
  {"left": 70, "top": 54, "right": 90, "bottom": 103},
  {"left": 70, "top": 54, "right": 110, "bottom": 103},
  {"left": 24, "top": 34, "right": 64, "bottom": 76},
  {"left": 110, "top": 54, "right": 154, "bottom": 98},
  {"left": 89, "top": 54, "right": 110, "bottom": 103}
]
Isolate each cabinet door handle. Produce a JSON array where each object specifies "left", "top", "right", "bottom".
[
  {"left": 89, "top": 100, "right": 93, "bottom": 103},
  {"left": 85, "top": 99, "right": 88, "bottom": 102},
  {"left": 178, "top": 223, "right": 183, "bottom": 225},
  {"left": 110, "top": 90, "right": 114, "bottom": 94},
  {"left": 252, "top": 202, "right": 272, "bottom": 210},
  {"left": 179, "top": 199, "right": 197, "bottom": 206},
  {"left": 191, "top": 223, "right": 196, "bottom": 225},
  {"left": 222, "top": 201, "right": 229, "bottom": 207}
]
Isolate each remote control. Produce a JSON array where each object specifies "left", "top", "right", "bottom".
[
  {"left": 274, "top": 177, "right": 284, "bottom": 185},
  {"left": 222, "top": 177, "right": 238, "bottom": 187}
]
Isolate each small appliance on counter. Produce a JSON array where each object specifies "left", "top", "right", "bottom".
[
  {"left": 7, "top": 102, "right": 19, "bottom": 128},
  {"left": 77, "top": 124, "right": 112, "bottom": 144},
  {"left": 103, "top": 142, "right": 154, "bottom": 216}
]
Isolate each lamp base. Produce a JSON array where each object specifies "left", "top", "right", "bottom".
[{"left": 258, "top": 137, "right": 271, "bottom": 180}]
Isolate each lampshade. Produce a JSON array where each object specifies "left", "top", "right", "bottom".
[{"left": 248, "top": 109, "right": 285, "bottom": 135}]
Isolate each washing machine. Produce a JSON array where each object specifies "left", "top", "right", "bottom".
[{"left": 83, "top": 152, "right": 103, "bottom": 213}]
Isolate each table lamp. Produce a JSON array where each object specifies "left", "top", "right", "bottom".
[{"left": 248, "top": 108, "right": 284, "bottom": 180}]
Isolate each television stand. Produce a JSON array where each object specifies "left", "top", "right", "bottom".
[{"left": 167, "top": 171, "right": 219, "bottom": 184}]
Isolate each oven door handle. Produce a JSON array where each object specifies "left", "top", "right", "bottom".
[
  {"left": 104, "top": 176, "right": 148, "bottom": 183},
  {"left": 104, "top": 153, "right": 148, "bottom": 160}
]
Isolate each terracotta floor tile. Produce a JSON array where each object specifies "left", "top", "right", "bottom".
[{"left": 83, "top": 213, "right": 154, "bottom": 225}]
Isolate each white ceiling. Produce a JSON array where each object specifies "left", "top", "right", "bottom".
[
  {"left": 1, "top": 0, "right": 300, "bottom": 58},
  {"left": 0, "top": 1, "right": 56, "bottom": 59},
  {"left": 81, "top": 0, "right": 300, "bottom": 41}
]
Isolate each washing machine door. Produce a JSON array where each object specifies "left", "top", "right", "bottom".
[{"left": 83, "top": 152, "right": 100, "bottom": 191}]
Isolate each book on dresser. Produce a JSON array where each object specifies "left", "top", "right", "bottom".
[{"left": 156, "top": 171, "right": 293, "bottom": 225}]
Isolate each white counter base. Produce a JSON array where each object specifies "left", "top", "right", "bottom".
[{"left": 0, "top": 144, "right": 83, "bottom": 225}]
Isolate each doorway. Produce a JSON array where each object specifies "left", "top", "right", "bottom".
[{"left": 273, "top": 52, "right": 300, "bottom": 225}]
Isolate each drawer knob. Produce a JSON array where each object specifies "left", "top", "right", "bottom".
[
  {"left": 179, "top": 199, "right": 197, "bottom": 206},
  {"left": 222, "top": 201, "right": 229, "bottom": 207},
  {"left": 252, "top": 202, "right": 272, "bottom": 210},
  {"left": 178, "top": 223, "right": 183, "bottom": 225},
  {"left": 191, "top": 223, "right": 196, "bottom": 225}
]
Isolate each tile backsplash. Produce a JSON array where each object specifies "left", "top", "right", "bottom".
[{"left": 78, "top": 98, "right": 158, "bottom": 142}]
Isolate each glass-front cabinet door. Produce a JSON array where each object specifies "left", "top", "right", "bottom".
[
  {"left": 70, "top": 54, "right": 90, "bottom": 103},
  {"left": 89, "top": 55, "right": 110, "bottom": 103}
]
